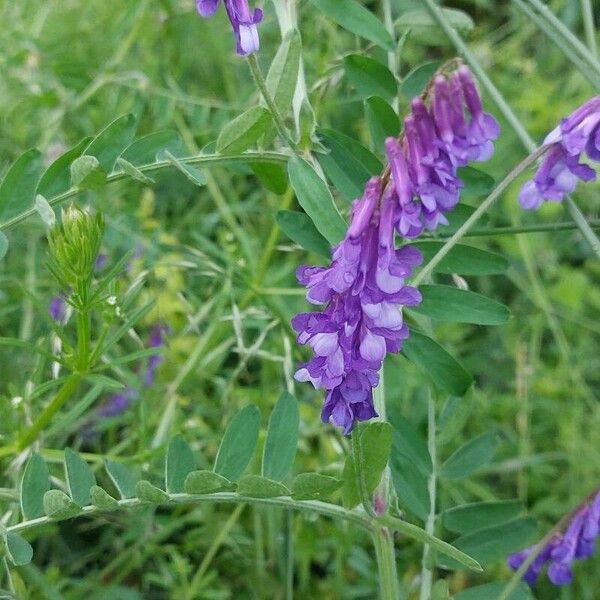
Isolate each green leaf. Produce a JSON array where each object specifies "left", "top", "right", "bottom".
[
  {"left": 252, "top": 163, "right": 288, "bottom": 194},
  {"left": 344, "top": 55, "right": 397, "bottom": 102},
  {"left": 291, "top": 473, "right": 342, "bottom": 500},
  {"left": 214, "top": 405, "right": 261, "bottom": 481},
  {"left": 431, "top": 580, "right": 450, "bottom": 600},
  {"left": 237, "top": 475, "right": 290, "bottom": 498},
  {"left": 115, "top": 157, "right": 155, "bottom": 184},
  {"left": 443, "top": 500, "right": 523, "bottom": 534},
  {"left": 185, "top": 470, "right": 235, "bottom": 495},
  {"left": 136, "top": 480, "right": 169, "bottom": 504},
  {"left": 316, "top": 128, "right": 382, "bottom": 202},
  {"left": 365, "top": 96, "right": 400, "bottom": 150},
  {"left": 276, "top": 210, "right": 331, "bottom": 259},
  {"left": 265, "top": 29, "right": 302, "bottom": 116},
  {"left": 438, "top": 395, "right": 474, "bottom": 445},
  {"left": 0, "top": 149, "right": 43, "bottom": 223},
  {"left": 262, "top": 392, "right": 299, "bottom": 481},
  {"left": 397, "top": 9, "right": 474, "bottom": 45},
  {"left": 20, "top": 453, "right": 50, "bottom": 520},
  {"left": 84, "top": 114, "right": 137, "bottom": 173},
  {"left": 165, "top": 435, "right": 196, "bottom": 494},
  {"left": 438, "top": 518, "right": 538, "bottom": 570},
  {"left": 402, "top": 332, "right": 473, "bottom": 396},
  {"left": 413, "top": 285, "right": 511, "bottom": 325},
  {"left": 90, "top": 485, "right": 119, "bottom": 510},
  {"left": 64, "top": 448, "right": 95, "bottom": 506},
  {"left": 409, "top": 242, "right": 509, "bottom": 275},
  {"left": 389, "top": 453, "right": 430, "bottom": 520},
  {"left": 388, "top": 406, "right": 432, "bottom": 475},
  {"left": 216, "top": 106, "right": 272, "bottom": 154},
  {"left": 105, "top": 460, "right": 138, "bottom": 499},
  {"left": 159, "top": 150, "right": 206, "bottom": 187},
  {"left": 343, "top": 422, "right": 393, "bottom": 508},
  {"left": 37, "top": 138, "right": 90, "bottom": 198},
  {"left": 458, "top": 166, "right": 495, "bottom": 199},
  {"left": 0, "top": 231, "right": 8, "bottom": 259},
  {"left": 287, "top": 155, "right": 347, "bottom": 245},
  {"left": 70, "top": 155, "right": 107, "bottom": 189},
  {"left": 441, "top": 431, "right": 499, "bottom": 480},
  {"left": 43, "top": 489, "right": 81, "bottom": 520},
  {"left": 121, "top": 130, "right": 182, "bottom": 165},
  {"left": 4, "top": 532, "right": 33, "bottom": 566},
  {"left": 34, "top": 194, "right": 56, "bottom": 229},
  {"left": 400, "top": 61, "right": 441, "bottom": 98},
  {"left": 310, "top": 0, "right": 394, "bottom": 51},
  {"left": 454, "top": 582, "right": 534, "bottom": 600}
]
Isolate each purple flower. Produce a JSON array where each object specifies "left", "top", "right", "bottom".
[
  {"left": 143, "top": 324, "right": 167, "bottom": 387},
  {"left": 196, "top": 0, "right": 263, "bottom": 56},
  {"left": 508, "top": 490, "right": 600, "bottom": 586},
  {"left": 48, "top": 296, "right": 66, "bottom": 323},
  {"left": 97, "top": 388, "right": 139, "bottom": 418},
  {"left": 519, "top": 96, "right": 600, "bottom": 209}
]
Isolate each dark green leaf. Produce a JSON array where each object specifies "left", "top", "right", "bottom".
[
  {"left": 115, "top": 157, "right": 155, "bottom": 184},
  {"left": 159, "top": 150, "right": 206, "bottom": 186},
  {"left": 237, "top": 475, "right": 290, "bottom": 498},
  {"left": 387, "top": 405, "right": 432, "bottom": 475},
  {"left": 390, "top": 453, "right": 430, "bottom": 520},
  {"left": 402, "top": 332, "right": 473, "bottom": 396},
  {"left": 443, "top": 500, "right": 523, "bottom": 534},
  {"left": 291, "top": 473, "right": 342, "bottom": 500},
  {"left": 409, "top": 242, "right": 509, "bottom": 275},
  {"left": 121, "top": 130, "right": 182, "bottom": 165},
  {"left": 365, "top": 96, "right": 400, "bottom": 150},
  {"left": 105, "top": 460, "right": 138, "bottom": 499},
  {"left": 136, "top": 480, "right": 169, "bottom": 503},
  {"left": 165, "top": 435, "right": 196, "bottom": 494},
  {"left": 20, "top": 453, "right": 50, "bottom": 520},
  {"left": 397, "top": 9, "right": 474, "bottom": 45},
  {"left": 251, "top": 163, "right": 288, "bottom": 194},
  {"left": 5, "top": 532, "right": 33, "bottom": 566},
  {"left": 458, "top": 166, "right": 495, "bottom": 199},
  {"left": 214, "top": 405, "right": 261, "bottom": 481},
  {"left": 64, "top": 448, "right": 95, "bottom": 506},
  {"left": 37, "top": 138, "right": 90, "bottom": 198},
  {"left": 185, "top": 470, "right": 235, "bottom": 495},
  {"left": 262, "top": 392, "right": 299, "bottom": 481},
  {"left": 0, "top": 149, "right": 43, "bottom": 223},
  {"left": 217, "top": 106, "right": 272, "bottom": 154},
  {"left": 265, "top": 29, "right": 302, "bottom": 116},
  {"left": 441, "top": 431, "right": 499, "bottom": 480},
  {"left": 84, "top": 114, "right": 137, "bottom": 173},
  {"left": 276, "top": 210, "right": 331, "bottom": 258},
  {"left": 344, "top": 55, "right": 397, "bottom": 101},
  {"left": 438, "top": 395, "right": 474, "bottom": 445},
  {"left": 287, "top": 155, "right": 347, "bottom": 245},
  {"left": 413, "top": 285, "right": 511, "bottom": 325},
  {"left": 454, "top": 582, "right": 534, "bottom": 600},
  {"left": 90, "top": 485, "right": 119, "bottom": 510},
  {"left": 43, "top": 489, "right": 81, "bottom": 520},
  {"left": 70, "top": 155, "right": 107, "bottom": 189},
  {"left": 310, "top": 0, "right": 394, "bottom": 50},
  {"left": 400, "top": 61, "right": 441, "bottom": 98}
]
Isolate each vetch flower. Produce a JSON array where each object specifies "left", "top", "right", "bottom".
[
  {"left": 48, "top": 296, "right": 67, "bottom": 323},
  {"left": 508, "top": 490, "right": 600, "bottom": 586},
  {"left": 143, "top": 324, "right": 168, "bottom": 387},
  {"left": 196, "top": 0, "right": 263, "bottom": 56},
  {"left": 519, "top": 96, "right": 600, "bottom": 210}
]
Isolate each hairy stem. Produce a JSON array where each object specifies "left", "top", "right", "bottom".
[{"left": 373, "top": 526, "right": 400, "bottom": 599}]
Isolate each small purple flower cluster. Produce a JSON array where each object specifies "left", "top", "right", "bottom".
[
  {"left": 294, "top": 66, "right": 499, "bottom": 434},
  {"left": 519, "top": 96, "right": 600, "bottom": 210},
  {"left": 508, "top": 490, "right": 600, "bottom": 586},
  {"left": 196, "top": 0, "right": 262, "bottom": 56}
]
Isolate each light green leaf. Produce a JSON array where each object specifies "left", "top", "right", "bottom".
[
  {"left": 136, "top": 480, "right": 169, "bottom": 504},
  {"left": 310, "top": 0, "right": 394, "bottom": 51},
  {"left": 121, "top": 130, "right": 182, "bottom": 165},
  {"left": 237, "top": 475, "right": 290, "bottom": 498},
  {"left": 70, "top": 155, "right": 107, "bottom": 189},
  {"left": 43, "top": 489, "right": 81, "bottom": 520},
  {"left": 37, "top": 138, "right": 90, "bottom": 198},
  {"left": 214, "top": 405, "right": 261, "bottom": 481},
  {"left": 402, "top": 332, "right": 473, "bottom": 396},
  {"left": 5, "top": 532, "right": 33, "bottom": 566},
  {"left": 262, "top": 392, "right": 299, "bottom": 481},
  {"left": 115, "top": 157, "right": 155, "bottom": 184},
  {"left": 365, "top": 96, "right": 400, "bottom": 151},
  {"left": 441, "top": 431, "right": 499, "bottom": 480},
  {"left": 0, "top": 231, "right": 8, "bottom": 259},
  {"left": 105, "top": 460, "right": 138, "bottom": 499},
  {"left": 291, "top": 473, "right": 342, "bottom": 501},
  {"left": 400, "top": 61, "right": 441, "bottom": 98},
  {"left": 90, "top": 485, "right": 119, "bottom": 510},
  {"left": 159, "top": 150, "right": 206, "bottom": 186},
  {"left": 288, "top": 155, "right": 347, "bottom": 245},
  {"left": 443, "top": 500, "right": 523, "bottom": 534},
  {"left": 265, "top": 29, "right": 302, "bottom": 116},
  {"left": 344, "top": 54, "right": 397, "bottom": 102},
  {"left": 0, "top": 149, "right": 43, "bottom": 223},
  {"left": 84, "top": 114, "right": 137, "bottom": 173},
  {"left": 165, "top": 435, "right": 196, "bottom": 494},
  {"left": 413, "top": 285, "right": 511, "bottom": 325},
  {"left": 216, "top": 106, "right": 272, "bottom": 154},
  {"left": 397, "top": 8, "right": 474, "bottom": 45},
  {"left": 276, "top": 210, "right": 331, "bottom": 259},
  {"left": 64, "top": 448, "right": 95, "bottom": 506},
  {"left": 185, "top": 470, "right": 235, "bottom": 495},
  {"left": 34, "top": 194, "right": 56, "bottom": 229},
  {"left": 20, "top": 453, "right": 50, "bottom": 520}
]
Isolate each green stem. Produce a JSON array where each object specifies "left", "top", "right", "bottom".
[
  {"left": 563, "top": 195, "right": 600, "bottom": 257},
  {"left": 247, "top": 54, "right": 298, "bottom": 150},
  {"left": 77, "top": 308, "right": 91, "bottom": 371},
  {"left": 581, "top": 0, "right": 598, "bottom": 59},
  {"left": 373, "top": 526, "right": 400, "bottom": 600},
  {"left": 352, "top": 429, "right": 376, "bottom": 518},
  {"left": 413, "top": 145, "right": 549, "bottom": 286}
]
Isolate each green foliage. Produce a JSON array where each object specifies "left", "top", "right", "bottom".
[
  {"left": 441, "top": 431, "right": 499, "bottom": 480},
  {"left": 216, "top": 106, "right": 273, "bottom": 154},
  {"left": 262, "top": 392, "right": 299, "bottom": 481},
  {"left": 165, "top": 436, "right": 196, "bottom": 494},
  {"left": 20, "top": 454, "right": 50, "bottom": 520},
  {"left": 64, "top": 448, "right": 96, "bottom": 506},
  {"left": 343, "top": 55, "right": 397, "bottom": 102},
  {"left": 275, "top": 210, "right": 331, "bottom": 258}
]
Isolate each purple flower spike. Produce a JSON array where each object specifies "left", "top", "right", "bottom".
[
  {"left": 520, "top": 96, "right": 600, "bottom": 209},
  {"left": 49, "top": 296, "right": 66, "bottom": 323},
  {"left": 197, "top": 0, "right": 262, "bottom": 56}
]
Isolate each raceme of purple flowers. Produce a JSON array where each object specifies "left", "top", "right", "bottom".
[
  {"left": 519, "top": 96, "right": 600, "bottom": 210},
  {"left": 196, "top": 0, "right": 262, "bottom": 56},
  {"left": 293, "top": 66, "right": 500, "bottom": 434},
  {"left": 508, "top": 490, "right": 600, "bottom": 586}
]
